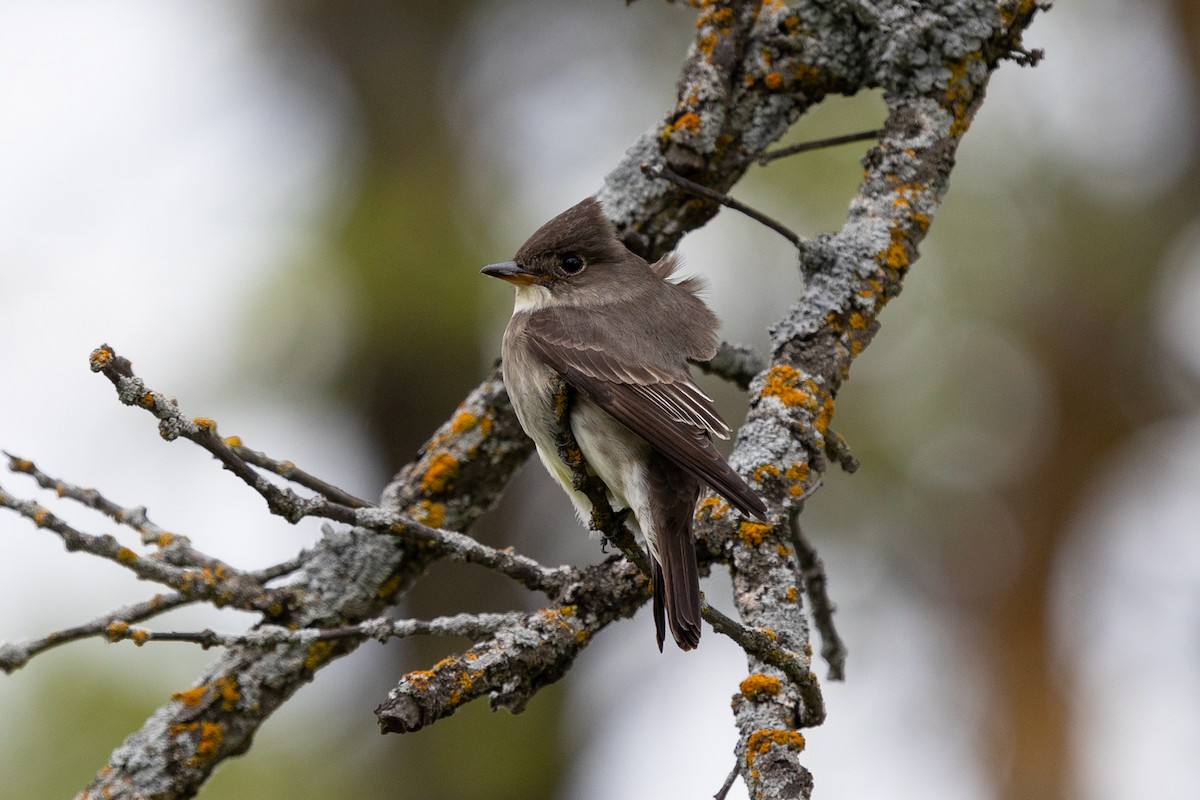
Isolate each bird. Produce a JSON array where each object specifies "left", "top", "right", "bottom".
[{"left": 482, "top": 196, "right": 767, "bottom": 650}]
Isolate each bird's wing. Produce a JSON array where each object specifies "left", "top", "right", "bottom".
[{"left": 524, "top": 310, "right": 767, "bottom": 520}]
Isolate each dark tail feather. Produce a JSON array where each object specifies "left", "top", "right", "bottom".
[
  {"left": 652, "top": 559, "right": 666, "bottom": 652},
  {"left": 656, "top": 505, "right": 701, "bottom": 651}
]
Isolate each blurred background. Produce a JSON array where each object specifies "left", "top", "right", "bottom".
[{"left": 1, "top": 1, "right": 1198, "bottom": 798}]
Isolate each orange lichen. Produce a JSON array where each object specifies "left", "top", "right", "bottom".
[
  {"left": 763, "top": 71, "right": 783, "bottom": 90},
  {"left": 139, "top": 392, "right": 155, "bottom": 408},
  {"left": 192, "top": 417, "right": 217, "bottom": 434},
  {"left": 478, "top": 415, "right": 493, "bottom": 436},
  {"left": 173, "top": 686, "right": 208, "bottom": 707},
  {"left": 696, "top": 495, "right": 729, "bottom": 521},
  {"left": 673, "top": 111, "right": 702, "bottom": 133},
  {"left": 421, "top": 453, "right": 459, "bottom": 494},
  {"left": 406, "top": 669, "right": 435, "bottom": 691},
  {"left": 740, "top": 673, "right": 782, "bottom": 700},
  {"left": 116, "top": 547, "right": 138, "bottom": 565},
  {"left": 450, "top": 410, "right": 478, "bottom": 435},
  {"left": 882, "top": 227, "right": 910, "bottom": 270},
  {"left": 216, "top": 675, "right": 240, "bottom": 710},
  {"left": 848, "top": 312, "right": 868, "bottom": 330},
  {"left": 130, "top": 628, "right": 150, "bottom": 646},
  {"left": 746, "top": 729, "right": 806, "bottom": 769},
  {"left": 784, "top": 462, "right": 808, "bottom": 485},
  {"left": 785, "top": 586, "right": 798, "bottom": 603},
  {"left": 223, "top": 435, "right": 243, "bottom": 447},
  {"left": 31, "top": 507, "right": 48, "bottom": 527},
  {"left": 156, "top": 532, "right": 176, "bottom": 548},
  {"left": 193, "top": 721, "right": 223, "bottom": 762},
  {"left": 751, "top": 464, "right": 781, "bottom": 485},
  {"left": 697, "top": 32, "right": 718, "bottom": 58},
  {"left": 814, "top": 396, "right": 835, "bottom": 435},
  {"left": 761, "top": 365, "right": 809, "bottom": 408},
  {"left": 416, "top": 500, "right": 445, "bottom": 528},
  {"left": 90, "top": 346, "right": 113, "bottom": 368},
  {"left": 105, "top": 620, "right": 129, "bottom": 641},
  {"left": 738, "top": 520, "right": 772, "bottom": 547}
]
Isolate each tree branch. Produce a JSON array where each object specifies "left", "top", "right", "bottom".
[{"left": 0, "top": 2, "right": 1045, "bottom": 798}]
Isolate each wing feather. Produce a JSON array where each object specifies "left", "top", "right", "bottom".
[{"left": 525, "top": 313, "right": 767, "bottom": 520}]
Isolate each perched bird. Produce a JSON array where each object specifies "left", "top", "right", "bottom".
[{"left": 482, "top": 197, "right": 767, "bottom": 650}]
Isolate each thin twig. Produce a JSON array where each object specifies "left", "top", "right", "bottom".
[
  {"left": 788, "top": 508, "right": 846, "bottom": 680},
  {"left": 715, "top": 762, "right": 741, "bottom": 800},
  {"left": 0, "top": 592, "right": 194, "bottom": 674},
  {"left": 823, "top": 428, "right": 859, "bottom": 474},
  {"left": 752, "top": 128, "right": 882, "bottom": 165},
  {"left": 228, "top": 441, "right": 370, "bottom": 508},
  {"left": 99, "top": 612, "right": 527, "bottom": 651},
  {"left": 89, "top": 344, "right": 364, "bottom": 527},
  {"left": 640, "top": 162, "right": 804, "bottom": 250},
  {"left": 5, "top": 452, "right": 224, "bottom": 567}
]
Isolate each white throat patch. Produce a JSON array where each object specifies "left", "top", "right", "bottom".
[{"left": 513, "top": 283, "right": 553, "bottom": 313}]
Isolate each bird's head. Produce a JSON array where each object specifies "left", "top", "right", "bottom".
[{"left": 481, "top": 197, "right": 645, "bottom": 309}]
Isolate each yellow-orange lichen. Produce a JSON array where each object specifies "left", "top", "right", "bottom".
[
  {"left": 406, "top": 669, "right": 435, "bottom": 691},
  {"left": 193, "top": 721, "right": 223, "bottom": 762},
  {"left": 751, "top": 464, "right": 781, "bottom": 485},
  {"left": 216, "top": 675, "right": 240, "bottom": 710},
  {"left": 696, "top": 495, "right": 729, "bottom": 521},
  {"left": 740, "top": 673, "right": 782, "bottom": 700},
  {"left": 172, "top": 686, "right": 208, "bottom": 707},
  {"left": 421, "top": 453, "right": 459, "bottom": 494},
  {"left": 450, "top": 410, "right": 478, "bottom": 435},
  {"left": 763, "top": 71, "right": 783, "bottom": 90},
  {"left": 673, "top": 112, "right": 702, "bottom": 133},
  {"left": 745, "top": 729, "right": 806, "bottom": 769},
  {"left": 116, "top": 547, "right": 138, "bottom": 565},
  {"left": 416, "top": 500, "right": 445, "bottom": 528},
  {"left": 105, "top": 620, "right": 129, "bottom": 641},
  {"left": 761, "top": 365, "right": 809, "bottom": 408},
  {"left": 192, "top": 417, "right": 217, "bottom": 434},
  {"left": 90, "top": 346, "right": 113, "bottom": 368},
  {"left": 738, "top": 520, "right": 772, "bottom": 547}
]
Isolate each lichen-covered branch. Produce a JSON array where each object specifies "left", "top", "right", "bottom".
[{"left": 0, "top": 2, "right": 1043, "bottom": 798}]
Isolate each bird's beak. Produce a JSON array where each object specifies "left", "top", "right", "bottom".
[{"left": 481, "top": 261, "right": 539, "bottom": 285}]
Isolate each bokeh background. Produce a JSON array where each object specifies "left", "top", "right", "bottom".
[{"left": 2, "top": 1, "right": 1198, "bottom": 798}]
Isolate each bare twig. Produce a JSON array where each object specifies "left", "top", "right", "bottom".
[
  {"left": 751, "top": 129, "right": 882, "bottom": 165},
  {"left": 788, "top": 509, "right": 846, "bottom": 681},
  {"left": 99, "top": 612, "right": 526, "bottom": 651},
  {"left": 639, "top": 161, "right": 804, "bottom": 250},
  {"left": 714, "top": 763, "right": 741, "bottom": 800},
  {"left": 0, "top": 592, "right": 193, "bottom": 674},
  {"left": 227, "top": 440, "right": 370, "bottom": 508},
  {"left": 5, "top": 452, "right": 225, "bottom": 567}
]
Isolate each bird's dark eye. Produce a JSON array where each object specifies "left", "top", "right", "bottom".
[{"left": 561, "top": 254, "right": 585, "bottom": 275}]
